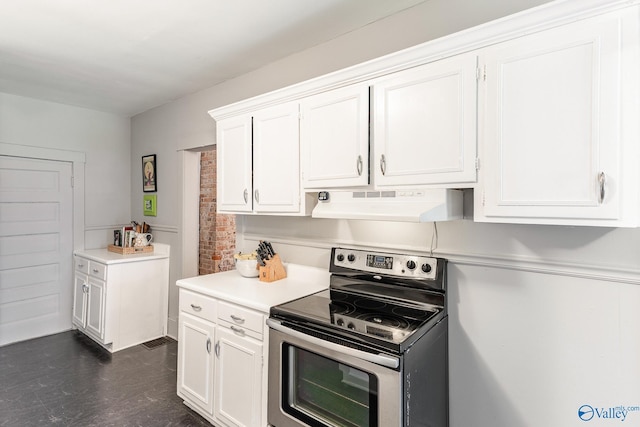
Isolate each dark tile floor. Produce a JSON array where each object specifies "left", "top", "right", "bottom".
[{"left": 0, "top": 331, "right": 210, "bottom": 427}]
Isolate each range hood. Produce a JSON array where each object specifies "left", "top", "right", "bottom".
[{"left": 311, "top": 189, "right": 463, "bottom": 222}]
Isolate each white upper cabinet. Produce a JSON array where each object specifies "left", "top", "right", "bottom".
[
  {"left": 217, "top": 102, "right": 309, "bottom": 215},
  {"left": 253, "top": 102, "right": 301, "bottom": 213},
  {"left": 372, "top": 53, "right": 478, "bottom": 188},
  {"left": 301, "top": 84, "right": 369, "bottom": 188},
  {"left": 476, "top": 8, "right": 639, "bottom": 226},
  {"left": 210, "top": 1, "right": 640, "bottom": 226},
  {"left": 217, "top": 115, "right": 253, "bottom": 213}
]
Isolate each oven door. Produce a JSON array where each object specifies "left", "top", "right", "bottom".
[{"left": 267, "top": 319, "right": 402, "bottom": 427}]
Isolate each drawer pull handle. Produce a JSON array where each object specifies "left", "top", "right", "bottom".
[
  {"left": 190, "top": 304, "right": 202, "bottom": 312},
  {"left": 356, "top": 155, "right": 363, "bottom": 176},
  {"left": 92, "top": 268, "right": 99, "bottom": 274},
  {"left": 230, "top": 314, "right": 245, "bottom": 323},
  {"left": 78, "top": 264, "right": 85, "bottom": 268},
  {"left": 214, "top": 341, "right": 220, "bottom": 358},
  {"left": 230, "top": 326, "right": 245, "bottom": 335},
  {"left": 206, "top": 338, "right": 211, "bottom": 354}
]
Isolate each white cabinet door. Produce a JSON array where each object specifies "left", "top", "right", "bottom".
[
  {"left": 372, "top": 54, "right": 477, "bottom": 187},
  {"left": 252, "top": 102, "right": 301, "bottom": 213},
  {"left": 85, "top": 277, "right": 105, "bottom": 340},
  {"left": 214, "top": 327, "right": 263, "bottom": 427},
  {"left": 477, "top": 12, "right": 623, "bottom": 224},
  {"left": 177, "top": 312, "right": 216, "bottom": 415},
  {"left": 217, "top": 115, "right": 253, "bottom": 212},
  {"left": 301, "top": 84, "right": 369, "bottom": 188},
  {"left": 72, "top": 273, "right": 87, "bottom": 328}
]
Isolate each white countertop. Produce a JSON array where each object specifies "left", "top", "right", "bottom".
[
  {"left": 176, "top": 264, "right": 330, "bottom": 313},
  {"left": 75, "top": 243, "right": 170, "bottom": 264}
]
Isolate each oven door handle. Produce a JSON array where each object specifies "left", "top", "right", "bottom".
[{"left": 266, "top": 318, "right": 400, "bottom": 369}]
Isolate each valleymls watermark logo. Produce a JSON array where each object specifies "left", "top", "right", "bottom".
[{"left": 578, "top": 404, "right": 640, "bottom": 422}]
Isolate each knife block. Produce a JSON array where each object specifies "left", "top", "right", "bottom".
[{"left": 259, "top": 254, "right": 287, "bottom": 282}]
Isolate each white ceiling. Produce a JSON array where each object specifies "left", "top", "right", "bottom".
[{"left": 0, "top": 0, "right": 425, "bottom": 116}]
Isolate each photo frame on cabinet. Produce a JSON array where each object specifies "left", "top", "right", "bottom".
[
  {"left": 143, "top": 194, "right": 157, "bottom": 216},
  {"left": 142, "top": 154, "right": 157, "bottom": 192}
]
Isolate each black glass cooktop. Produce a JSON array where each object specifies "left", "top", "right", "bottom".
[{"left": 270, "top": 288, "right": 441, "bottom": 346}]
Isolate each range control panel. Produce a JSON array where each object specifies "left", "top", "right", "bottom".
[{"left": 332, "top": 248, "right": 437, "bottom": 279}]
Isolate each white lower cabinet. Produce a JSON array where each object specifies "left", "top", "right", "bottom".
[
  {"left": 177, "top": 289, "right": 266, "bottom": 427},
  {"left": 72, "top": 247, "right": 170, "bottom": 352}
]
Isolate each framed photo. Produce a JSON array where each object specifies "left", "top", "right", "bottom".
[
  {"left": 142, "top": 154, "right": 157, "bottom": 192},
  {"left": 143, "top": 194, "right": 157, "bottom": 216}
]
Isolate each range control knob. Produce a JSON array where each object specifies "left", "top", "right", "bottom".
[
  {"left": 406, "top": 260, "right": 416, "bottom": 270},
  {"left": 347, "top": 323, "right": 356, "bottom": 330},
  {"left": 336, "top": 253, "right": 345, "bottom": 262},
  {"left": 347, "top": 254, "right": 356, "bottom": 262},
  {"left": 421, "top": 263, "right": 432, "bottom": 273},
  {"left": 336, "top": 318, "right": 345, "bottom": 327}
]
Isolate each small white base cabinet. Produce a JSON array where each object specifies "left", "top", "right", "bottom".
[
  {"left": 72, "top": 244, "right": 170, "bottom": 352},
  {"left": 176, "top": 265, "right": 329, "bottom": 427}
]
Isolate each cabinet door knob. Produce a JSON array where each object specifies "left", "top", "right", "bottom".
[
  {"left": 230, "top": 314, "right": 245, "bottom": 324},
  {"left": 243, "top": 188, "right": 248, "bottom": 204},
  {"left": 356, "top": 155, "right": 363, "bottom": 176},
  {"left": 380, "top": 154, "right": 387, "bottom": 176},
  {"left": 190, "top": 304, "right": 202, "bottom": 312},
  {"left": 597, "top": 171, "right": 606, "bottom": 204}
]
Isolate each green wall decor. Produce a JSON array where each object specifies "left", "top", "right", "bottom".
[{"left": 143, "top": 194, "right": 157, "bottom": 216}]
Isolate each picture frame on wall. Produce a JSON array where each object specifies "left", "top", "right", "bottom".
[
  {"left": 143, "top": 194, "right": 157, "bottom": 216},
  {"left": 142, "top": 154, "right": 157, "bottom": 192}
]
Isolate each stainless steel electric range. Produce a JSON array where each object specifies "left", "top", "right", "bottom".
[{"left": 267, "top": 247, "right": 448, "bottom": 427}]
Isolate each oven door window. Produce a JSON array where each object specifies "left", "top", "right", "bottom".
[{"left": 282, "top": 344, "right": 378, "bottom": 427}]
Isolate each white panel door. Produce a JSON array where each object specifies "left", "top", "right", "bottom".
[
  {"left": 252, "top": 102, "right": 301, "bottom": 213},
  {"left": 301, "top": 84, "right": 370, "bottom": 188},
  {"left": 85, "top": 277, "right": 105, "bottom": 340},
  {"left": 0, "top": 156, "right": 73, "bottom": 346},
  {"left": 177, "top": 313, "right": 215, "bottom": 415},
  {"left": 214, "top": 327, "right": 263, "bottom": 427},
  {"left": 72, "top": 273, "right": 87, "bottom": 328},
  {"left": 478, "top": 12, "right": 622, "bottom": 223},
  {"left": 373, "top": 54, "right": 478, "bottom": 187},
  {"left": 217, "top": 116, "right": 253, "bottom": 212}
]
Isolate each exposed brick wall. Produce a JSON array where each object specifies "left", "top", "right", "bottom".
[{"left": 199, "top": 148, "right": 236, "bottom": 275}]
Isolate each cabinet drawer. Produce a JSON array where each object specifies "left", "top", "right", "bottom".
[
  {"left": 179, "top": 289, "right": 217, "bottom": 322},
  {"left": 88, "top": 261, "right": 107, "bottom": 281},
  {"left": 218, "top": 301, "right": 264, "bottom": 336},
  {"left": 74, "top": 257, "right": 89, "bottom": 275}
]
